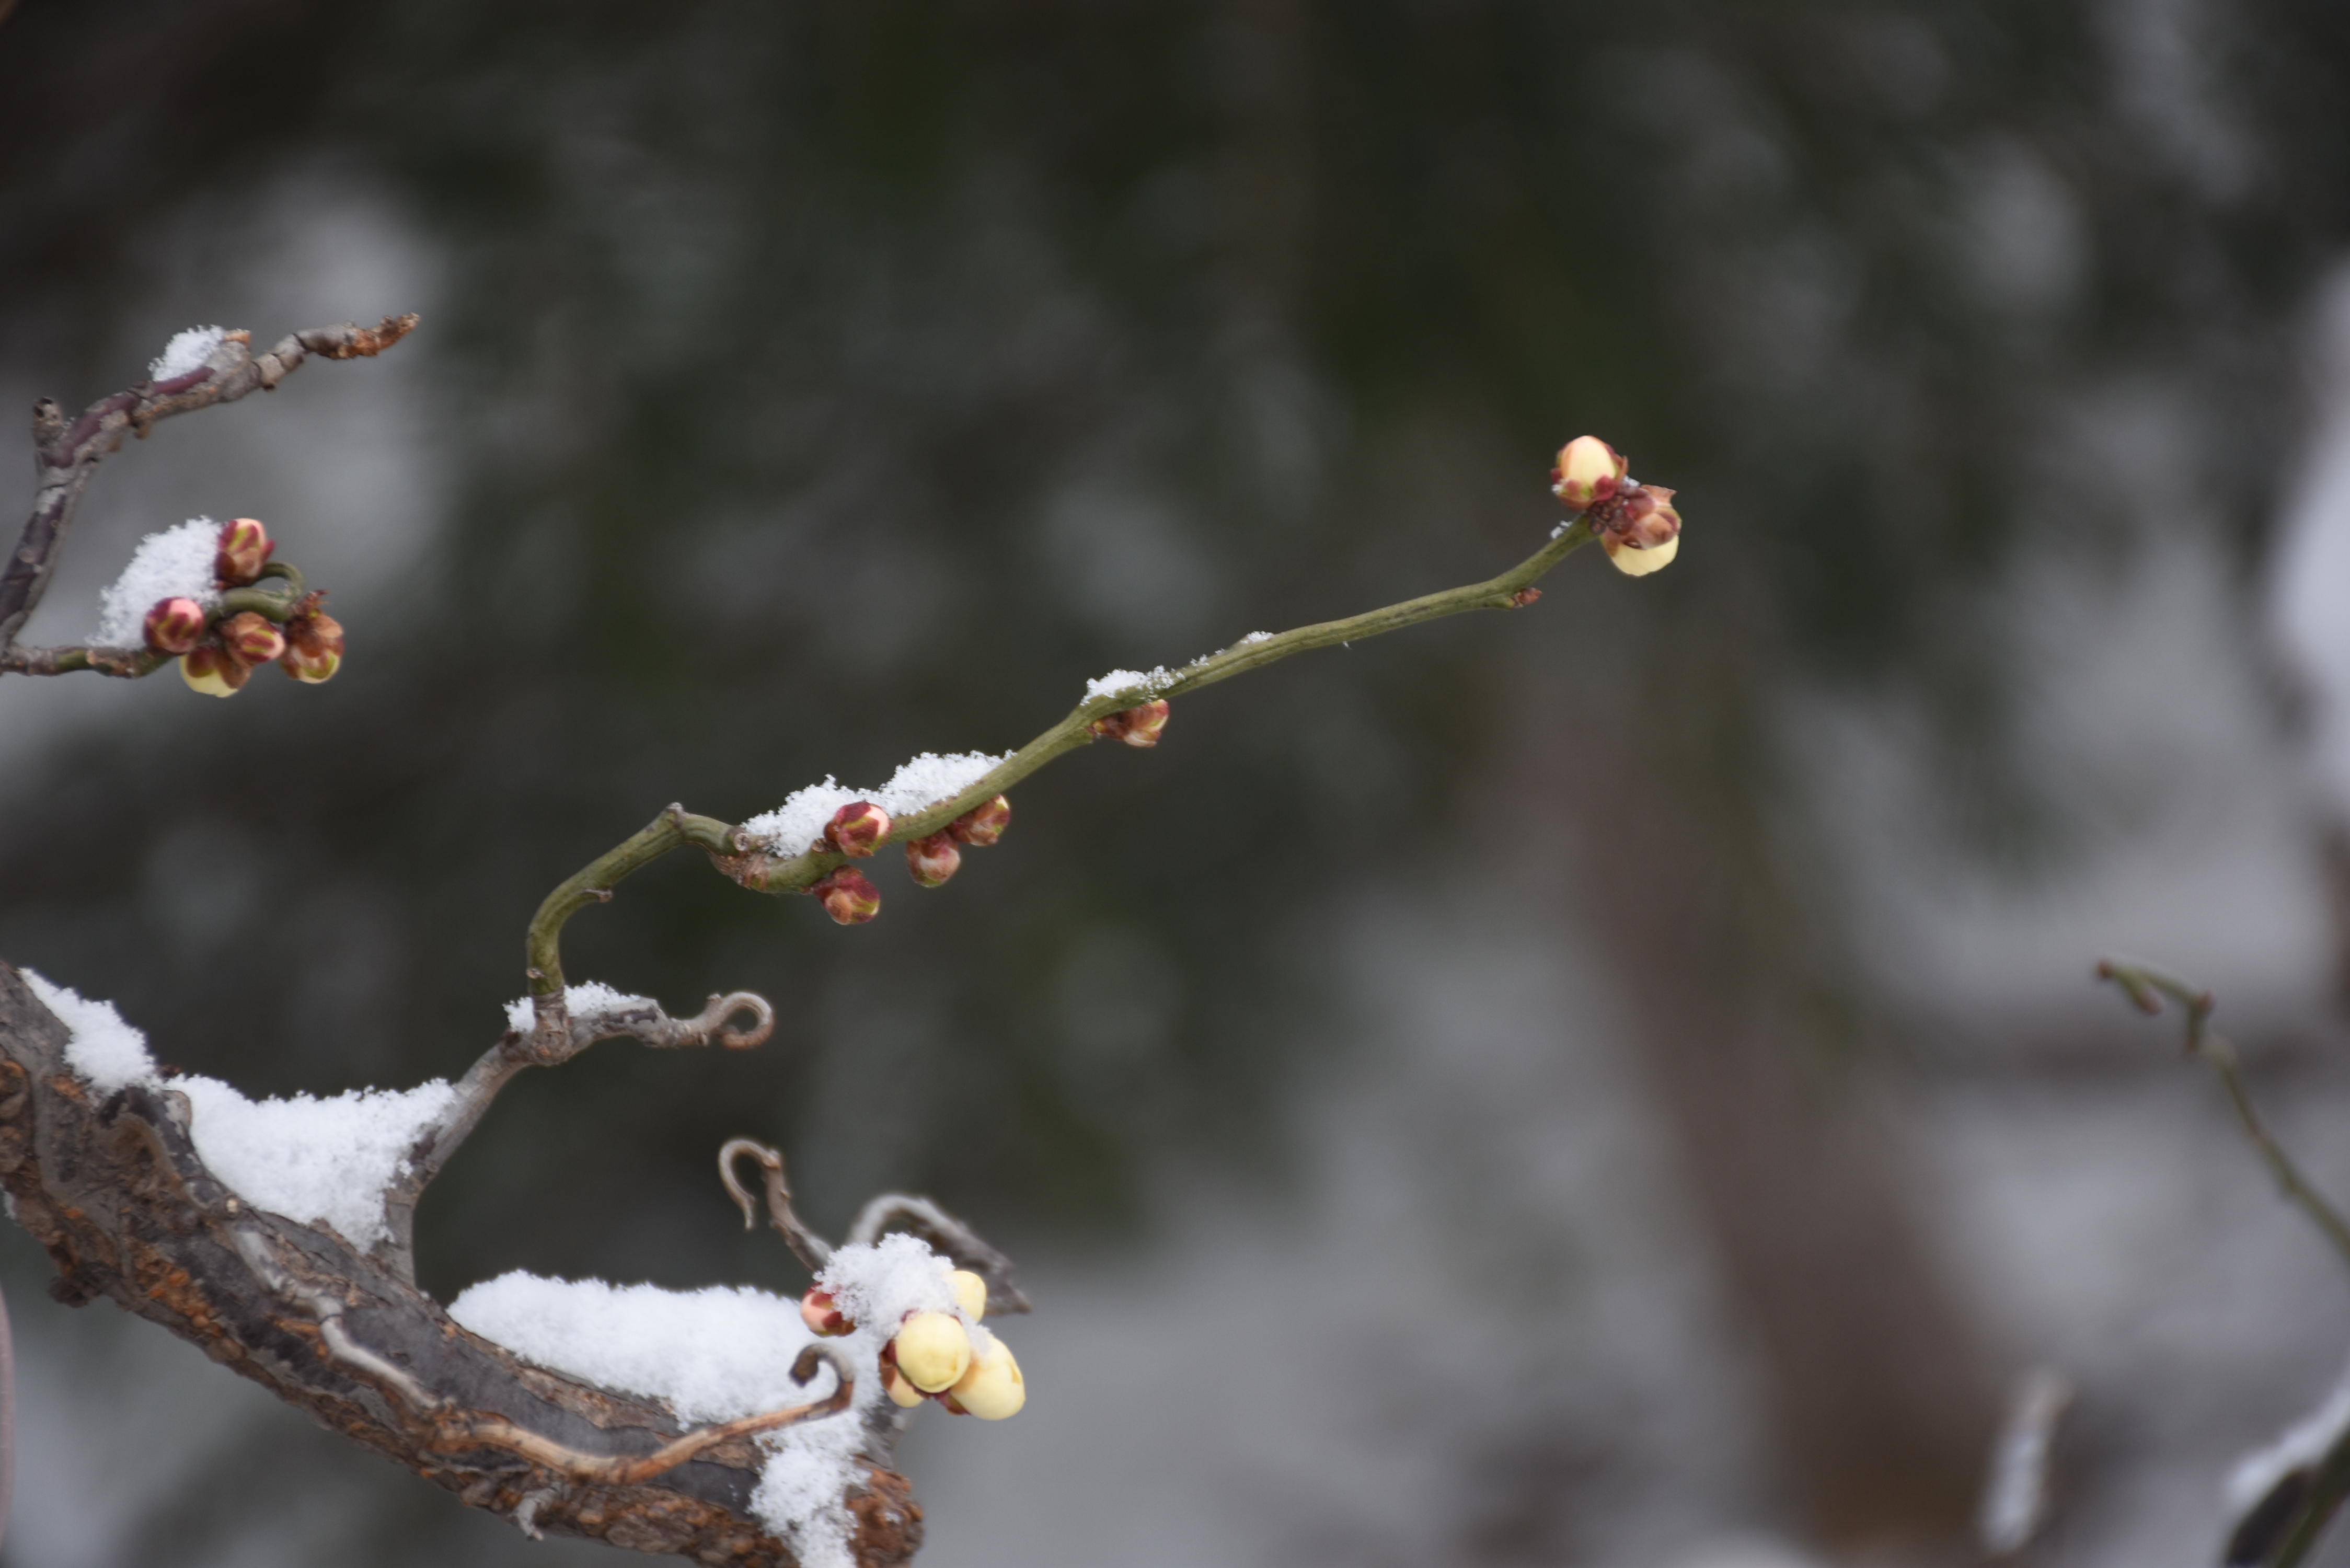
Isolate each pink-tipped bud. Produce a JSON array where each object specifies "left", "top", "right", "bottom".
[
  {"left": 220, "top": 610, "right": 286, "bottom": 666},
  {"left": 811, "top": 866, "right": 881, "bottom": 925},
  {"left": 1551, "top": 436, "right": 1627, "bottom": 511},
  {"left": 800, "top": 1288, "right": 854, "bottom": 1337},
  {"left": 906, "top": 831, "right": 962, "bottom": 888},
  {"left": 948, "top": 795, "right": 1012, "bottom": 847},
  {"left": 143, "top": 597, "right": 208, "bottom": 656},
  {"left": 825, "top": 801, "right": 891, "bottom": 858},
  {"left": 279, "top": 610, "right": 344, "bottom": 684},
  {"left": 1090, "top": 699, "right": 1170, "bottom": 748},
  {"left": 179, "top": 644, "right": 248, "bottom": 697},
  {"left": 214, "top": 517, "right": 273, "bottom": 586}
]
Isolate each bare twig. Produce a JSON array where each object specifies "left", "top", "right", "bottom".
[
  {"left": 721, "top": 1138, "right": 834, "bottom": 1273},
  {"left": 848, "top": 1194, "right": 1029, "bottom": 1316},
  {"left": 1, "top": 315, "right": 416, "bottom": 669},
  {"left": 522, "top": 525, "right": 1595, "bottom": 1029},
  {"left": 2098, "top": 959, "right": 2350, "bottom": 1568},
  {"left": 2096, "top": 960, "right": 2350, "bottom": 1273}
]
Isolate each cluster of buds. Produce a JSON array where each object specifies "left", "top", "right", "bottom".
[
  {"left": 807, "top": 792, "right": 1017, "bottom": 924},
  {"left": 800, "top": 1269, "right": 1026, "bottom": 1421},
  {"left": 143, "top": 518, "right": 345, "bottom": 695},
  {"left": 1551, "top": 435, "right": 1681, "bottom": 578},
  {"left": 1090, "top": 698, "right": 1170, "bottom": 747}
]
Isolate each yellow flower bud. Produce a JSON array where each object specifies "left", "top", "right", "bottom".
[
  {"left": 950, "top": 1270, "right": 988, "bottom": 1322},
  {"left": 885, "top": 1363, "right": 927, "bottom": 1408},
  {"left": 180, "top": 645, "right": 247, "bottom": 697},
  {"left": 1551, "top": 435, "right": 1627, "bottom": 511},
  {"left": 1604, "top": 532, "right": 1679, "bottom": 578},
  {"left": 893, "top": 1310, "right": 972, "bottom": 1392},
  {"left": 947, "top": 1336, "right": 1026, "bottom": 1421}
]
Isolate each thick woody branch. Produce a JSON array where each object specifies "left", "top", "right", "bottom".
[
  {"left": 525, "top": 526, "right": 1593, "bottom": 1018},
  {"left": 0, "top": 966, "right": 918, "bottom": 1566},
  {"left": 1, "top": 315, "right": 416, "bottom": 665}
]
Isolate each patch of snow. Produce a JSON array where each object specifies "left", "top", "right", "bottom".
[
  {"left": 452, "top": 1232, "right": 972, "bottom": 1568},
  {"left": 1084, "top": 667, "right": 1172, "bottom": 702},
  {"left": 149, "top": 325, "right": 227, "bottom": 383},
  {"left": 20, "top": 967, "right": 450, "bottom": 1249},
  {"left": 739, "top": 751, "right": 1006, "bottom": 855},
  {"left": 1236, "top": 631, "right": 1273, "bottom": 647},
  {"left": 503, "top": 979, "right": 655, "bottom": 1036},
  {"left": 91, "top": 518, "right": 222, "bottom": 646},
  {"left": 2227, "top": 1358, "right": 2350, "bottom": 1513}
]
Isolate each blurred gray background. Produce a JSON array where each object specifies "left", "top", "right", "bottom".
[{"left": 5, "top": 2, "right": 2350, "bottom": 1564}]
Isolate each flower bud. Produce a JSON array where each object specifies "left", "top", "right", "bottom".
[
  {"left": 950, "top": 1269, "right": 988, "bottom": 1322},
  {"left": 800, "top": 1288, "right": 853, "bottom": 1337},
  {"left": 279, "top": 611, "right": 344, "bottom": 684},
  {"left": 179, "top": 644, "right": 248, "bottom": 697},
  {"left": 214, "top": 517, "right": 273, "bottom": 586},
  {"left": 906, "top": 832, "right": 962, "bottom": 888},
  {"left": 893, "top": 1310, "right": 973, "bottom": 1393},
  {"left": 946, "top": 1336, "right": 1025, "bottom": 1421},
  {"left": 825, "top": 801, "right": 891, "bottom": 858},
  {"left": 948, "top": 795, "right": 1012, "bottom": 847},
  {"left": 811, "top": 867, "right": 881, "bottom": 925},
  {"left": 1588, "top": 482, "right": 1683, "bottom": 578},
  {"left": 884, "top": 1362, "right": 927, "bottom": 1409},
  {"left": 220, "top": 610, "right": 286, "bottom": 666},
  {"left": 142, "top": 597, "right": 208, "bottom": 656},
  {"left": 1090, "top": 698, "right": 1170, "bottom": 748},
  {"left": 1551, "top": 436, "right": 1627, "bottom": 511}
]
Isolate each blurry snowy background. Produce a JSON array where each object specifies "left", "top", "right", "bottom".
[{"left": 5, "top": 2, "right": 2350, "bottom": 1565}]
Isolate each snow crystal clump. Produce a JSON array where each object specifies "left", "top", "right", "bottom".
[
  {"left": 1084, "top": 667, "right": 1172, "bottom": 701},
  {"left": 2227, "top": 1358, "right": 2350, "bottom": 1512},
  {"left": 149, "top": 325, "right": 227, "bottom": 383},
  {"left": 503, "top": 979, "right": 655, "bottom": 1035},
  {"left": 452, "top": 1233, "right": 963, "bottom": 1568},
  {"left": 21, "top": 967, "right": 452, "bottom": 1249},
  {"left": 739, "top": 750, "right": 1007, "bottom": 855},
  {"left": 93, "top": 518, "right": 222, "bottom": 646}
]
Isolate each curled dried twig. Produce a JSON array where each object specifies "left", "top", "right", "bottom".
[{"left": 721, "top": 1138, "right": 834, "bottom": 1274}]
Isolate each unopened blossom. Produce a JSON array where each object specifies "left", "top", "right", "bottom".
[
  {"left": 810, "top": 866, "right": 881, "bottom": 925},
  {"left": 1551, "top": 435, "right": 1628, "bottom": 511},
  {"left": 1586, "top": 482, "right": 1683, "bottom": 578},
  {"left": 142, "top": 597, "right": 206, "bottom": 656},
  {"left": 214, "top": 517, "right": 272, "bottom": 586},
  {"left": 944, "top": 1336, "right": 1026, "bottom": 1420},
  {"left": 1091, "top": 699, "right": 1170, "bottom": 748},
  {"left": 906, "top": 832, "right": 962, "bottom": 888},
  {"left": 800, "top": 1288, "right": 852, "bottom": 1337},
  {"left": 826, "top": 801, "right": 891, "bottom": 858},
  {"left": 220, "top": 610, "right": 286, "bottom": 666},
  {"left": 949, "top": 795, "right": 1012, "bottom": 847},
  {"left": 950, "top": 1269, "right": 988, "bottom": 1321},
  {"left": 279, "top": 610, "right": 344, "bottom": 684},
  {"left": 893, "top": 1310, "right": 973, "bottom": 1393},
  {"left": 180, "top": 645, "right": 248, "bottom": 697}
]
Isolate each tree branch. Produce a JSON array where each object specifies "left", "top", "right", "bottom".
[
  {"left": 0, "top": 315, "right": 416, "bottom": 666},
  {"left": 521, "top": 525, "right": 1593, "bottom": 1045}
]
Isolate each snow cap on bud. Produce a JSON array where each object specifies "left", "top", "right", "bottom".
[
  {"left": 1091, "top": 698, "right": 1170, "bottom": 748},
  {"left": 950, "top": 1270, "right": 988, "bottom": 1322},
  {"left": 893, "top": 1310, "right": 973, "bottom": 1393},
  {"left": 1551, "top": 436, "right": 1627, "bottom": 511},
  {"left": 946, "top": 1336, "right": 1025, "bottom": 1420},
  {"left": 948, "top": 795, "right": 1012, "bottom": 847},
  {"left": 811, "top": 866, "right": 881, "bottom": 925},
  {"left": 280, "top": 611, "right": 344, "bottom": 684},
  {"left": 214, "top": 517, "right": 273, "bottom": 586},
  {"left": 220, "top": 610, "right": 286, "bottom": 666},
  {"left": 179, "top": 645, "right": 248, "bottom": 697},
  {"left": 825, "top": 801, "right": 891, "bottom": 858},
  {"left": 800, "top": 1288, "right": 853, "bottom": 1338},
  {"left": 884, "top": 1363, "right": 927, "bottom": 1409},
  {"left": 142, "top": 597, "right": 208, "bottom": 656},
  {"left": 906, "top": 832, "right": 962, "bottom": 888}
]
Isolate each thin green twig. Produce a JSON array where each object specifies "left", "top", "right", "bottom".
[{"left": 524, "top": 524, "right": 1594, "bottom": 1002}]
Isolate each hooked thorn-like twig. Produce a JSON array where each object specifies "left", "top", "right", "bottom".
[{"left": 720, "top": 1138, "right": 834, "bottom": 1273}]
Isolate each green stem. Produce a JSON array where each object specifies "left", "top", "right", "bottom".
[{"left": 526, "top": 523, "right": 1594, "bottom": 991}]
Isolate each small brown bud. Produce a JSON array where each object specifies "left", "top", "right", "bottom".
[
  {"left": 1090, "top": 698, "right": 1170, "bottom": 748},
  {"left": 220, "top": 610, "right": 286, "bottom": 666},
  {"left": 1551, "top": 435, "right": 1628, "bottom": 511},
  {"left": 905, "top": 832, "right": 962, "bottom": 888},
  {"left": 948, "top": 795, "right": 1012, "bottom": 847},
  {"left": 825, "top": 801, "right": 891, "bottom": 858},
  {"left": 143, "top": 597, "right": 208, "bottom": 656},
  {"left": 180, "top": 645, "right": 249, "bottom": 697},
  {"left": 214, "top": 517, "right": 273, "bottom": 586},
  {"left": 279, "top": 610, "right": 344, "bottom": 684},
  {"left": 811, "top": 866, "right": 881, "bottom": 925},
  {"left": 1509, "top": 587, "right": 1542, "bottom": 608}
]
